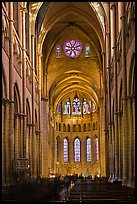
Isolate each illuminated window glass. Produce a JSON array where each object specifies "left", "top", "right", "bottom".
[
  {"left": 56, "top": 45, "right": 61, "bottom": 58},
  {"left": 74, "top": 138, "right": 80, "bottom": 162},
  {"left": 87, "top": 138, "right": 91, "bottom": 162},
  {"left": 56, "top": 138, "right": 59, "bottom": 161},
  {"left": 63, "top": 99, "right": 70, "bottom": 114},
  {"left": 63, "top": 39, "right": 82, "bottom": 58},
  {"left": 72, "top": 95, "right": 81, "bottom": 115},
  {"left": 95, "top": 137, "right": 99, "bottom": 161},
  {"left": 91, "top": 101, "right": 96, "bottom": 112},
  {"left": 64, "top": 138, "right": 68, "bottom": 162},
  {"left": 85, "top": 45, "right": 90, "bottom": 57},
  {"left": 83, "top": 98, "right": 90, "bottom": 114},
  {"left": 57, "top": 102, "right": 61, "bottom": 113}
]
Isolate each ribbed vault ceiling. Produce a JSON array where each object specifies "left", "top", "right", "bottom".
[{"left": 30, "top": 2, "right": 105, "bottom": 112}]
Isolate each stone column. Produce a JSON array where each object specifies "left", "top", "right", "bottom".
[
  {"left": 111, "top": 3, "right": 119, "bottom": 180},
  {"left": 31, "top": 34, "right": 37, "bottom": 178},
  {"left": 37, "top": 53, "right": 42, "bottom": 176},
  {"left": 26, "top": 125, "right": 30, "bottom": 159},
  {"left": 2, "top": 100, "right": 8, "bottom": 186},
  {"left": 41, "top": 96, "right": 49, "bottom": 177},
  {"left": 9, "top": 2, "right": 15, "bottom": 185},
  {"left": 69, "top": 136, "right": 73, "bottom": 167},
  {"left": 105, "top": 3, "right": 113, "bottom": 181},
  {"left": 120, "top": 2, "right": 129, "bottom": 185},
  {"left": 132, "top": 96, "right": 135, "bottom": 188},
  {"left": 127, "top": 96, "right": 133, "bottom": 186},
  {"left": 20, "top": 4, "right": 27, "bottom": 158},
  {"left": 81, "top": 137, "right": 85, "bottom": 166},
  {"left": 117, "top": 111, "right": 123, "bottom": 181},
  {"left": 14, "top": 114, "right": 20, "bottom": 158}
]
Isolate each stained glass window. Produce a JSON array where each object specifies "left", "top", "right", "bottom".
[
  {"left": 63, "top": 99, "right": 70, "bottom": 114},
  {"left": 56, "top": 138, "right": 59, "bottom": 161},
  {"left": 72, "top": 95, "right": 81, "bottom": 114},
  {"left": 95, "top": 137, "right": 99, "bottom": 161},
  {"left": 64, "top": 138, "right": 68, "bottom": 162},
  {"left": 56, "top": 45, "right": 61, "bottom": 58},
  {"left": 87, "top": 138, "right": 91, "bottom": 162},
  {"left": 74, "top": 138, "right": 80, "bottom": 162},
  {"left": 57, "top": 102, "right": 61, "bottom": 113},
  {"left": 63, "top": 39, "right": 82, "bottom": 58},
  {"left": 83, "top": 98, "right": 90, "bottom": 114},
  {"left": 85, "top": 45, "right": 90, "bottom": 57},
  {"left": 91, "top": 101, "right": 96, "bottom": 112}
]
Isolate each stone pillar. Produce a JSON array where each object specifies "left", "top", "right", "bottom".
[
  {"left": 81, "top": 137, "right": 85, "bottom": 166},
  {"left": 31, "top": 34, "right": 37, "bottom": 178},
  {"left": 132, "top": 96, "right": 135, "bottom": 188},
  {"left": 20, "top": 4, "right": 27, "bottom": 158},
  {"left": 2, "top": 100, "right": 8, "bottom": 186},
  {"left": 117, "top": 111, "right": 123, "bottom": 181},
  {"left": 127, "top": 96, "right": 133, "bottom": 186},
  {"left": 111, "top": 3, "right": 119, "bottom": 180},
  {"left": 69, "top": 136, "right": 73, "bottom": 166},
  {"left": 120, "top": 2, "right": 129, "bottom": 185},
  {"left": 14, "top": 114, "right": 20, "bottom": 158},
  {"left": 41, "top": 96, "right": 49, "bottom": 177},
  {"left": 9, "top": 2, "right": 15, "bottom": 185},
  {"left": 37, "top": 53, "right": 42, "bottom": 176},
  {"left": 26, "top": 125, "right": 29, "bottom": 159}
]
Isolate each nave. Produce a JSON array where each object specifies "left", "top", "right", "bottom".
[{"left": 2, "top": 176, "right": 135, "bottom": 202}]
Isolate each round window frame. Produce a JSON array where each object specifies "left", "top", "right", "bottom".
[{"left": 63, "top": 39, "right": 83, "bottom": 58}]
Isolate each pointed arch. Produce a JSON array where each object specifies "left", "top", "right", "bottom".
[
  {"left": 14, "top": 82, "right": 21, "bottom": 113},
  {"left": 26, "top": 98, "right": 31, "bottom": 124}
]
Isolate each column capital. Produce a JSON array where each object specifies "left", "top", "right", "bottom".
[
  {"left": 110, "top": 2, "right": 117, "bottom": 10},
  {"left": 41, "top": 96, "right": 48, "bottom": 101},
  {"left": 20, "top": 6, "right": 27, "bottom": 13},
  {"left": 26, "top": 123, "right": 35, "bottom": 127}
]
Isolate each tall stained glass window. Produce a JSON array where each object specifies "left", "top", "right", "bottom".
[
  {"left": 56, "top": 45, "right": 61, "bottom": 58},
  {"left": 57, "top": 102, "right": 61, "bottom": 113},
  {"left": 72, "top": 94, "right": 81, "bottom": 114},
  {"left": 85, "top": 44, "right": 90, "bottom": 57},
  {"left": 86, "top": 138, "right": 91, "bottom": 162},
  {"left": 74, "top": 138, "right": 80, "bottom": 162},
  {"left": 91, "top": 101, "right": 96, "bottom": 112},
  {"left": 95, "top": 137, "right": 99, "bottom": 161},
  {"left": 64, "top": 138, "right": 68, "bottom": 162},
  {"left": 83, "top": 98, "right": 90, "bottom": 114},
  {"left": 56, "top": 138, "right": 59, "bottom": 161},
  {"left": 63, "top": 39, "right": 82, "bottom": 58},
  {"left": 63, "top": 99, "right": 70, "bottom": 114}
]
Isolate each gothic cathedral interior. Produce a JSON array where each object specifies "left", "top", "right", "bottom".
[{"left": 2, "top": 2, "right": 135, "bottom": 190}]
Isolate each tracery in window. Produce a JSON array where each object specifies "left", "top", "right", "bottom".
[
  {"left": 63, "top": 39, "right": 83, "bottom": 58},
  {"left": 64, "top": 138, "right": 68, "bottom": 162},
  {"left": 83, "top": 98, "right": 90, "bottom": 114},
  {"left": 87, "top": 138, "right": 91, "bottom": 162},
  {"left": 72, "top": 94, "right": 81, "bottom": 114},
  {"left": 85, "top": 44, "right": 90, "bottom": 57},
  {"left": 74, "top": 138, "right": 80, "bottom": 162},
  {"left": 56, "top": 45, "right": 61, "bottom": 58},
  {"left": 63, "top": 99, "right": 70, "bottom": 114}
]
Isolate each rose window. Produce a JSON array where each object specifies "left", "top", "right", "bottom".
[{"left": 63, "top": 39, "right": 83, "bottom": 58}]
